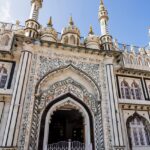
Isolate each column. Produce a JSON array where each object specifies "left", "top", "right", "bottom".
[
  {"left": 0, "top": 101, "right": 5, "bottom": 145},
  {"left": 105, "top": 58, "right": 125, "bottom": 150},
  {"left": 2, "top": 50, "right": 32, "bottom": 147}
]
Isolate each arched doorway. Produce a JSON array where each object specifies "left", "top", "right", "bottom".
[
  {"left": 38, "top": 94, "right": 94, "bottom": 150},
  {"left": 49, "top": 109, "right": 84, "bottom": 144}
]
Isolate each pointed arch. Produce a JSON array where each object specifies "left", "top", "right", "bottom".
[
  {"left": 121, "top": 79, "right": 131, "bottom": 99},
  {"left": 0, "top": 64, "right": 8, "bottom": 88},
  {"left": 0, "top": 34, "right": 10, "bottom": 46},
  {"left": 70, "top": 35, "right": 76, "bottom": 45},
  {"left": 35, "top": 64, "right": 101, "bottom": 102},
  {"left": 32, "top": 65, "right": 103, "bottom": 150},
  {"left": 131, "top": 81, "right": 142, "bottom": 100},
  {"left": 64, "top": 36, "right": 69, "bottom": 44},
  {"left": 126, "top": 113, "right": 150, "bottom": 149},
  {"left": 38, "top": 93, "right": 95, "bottom": 150}
]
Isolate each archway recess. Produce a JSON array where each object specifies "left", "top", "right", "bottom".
[
  {"left": 38, "top": 94, "right": 95, "bottom": 150},
  {"left": 31, "top": 65, "right": 103, "bottom": 150}
]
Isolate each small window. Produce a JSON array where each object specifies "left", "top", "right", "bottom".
[
  {"left": 121, "top": 80, "right": 131, "bottom": 99},
  {"left": 70, "top": 35, "right": 76, "bottom": 45},
  {"left": 131, "top": 81, "right": 142, "bottom": 100},
  {"left": 64, "top": 36, "right": 69, "bottom": 44},
  {"left": 0, "top": 35, "right": 10, "bottom": 46},
  {"left": 0, "top": 65, "right": 8, "bottom": 88},
  {"left": 77, "top": 38, "right": 80, "bottom": 45}
]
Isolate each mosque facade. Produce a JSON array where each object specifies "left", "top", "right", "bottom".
[{"left": 0, "top": 0, "right": 150, "bottom": 150}]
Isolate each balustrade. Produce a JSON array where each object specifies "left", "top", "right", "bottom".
[{"left": 47, "top": 140, "right": 85, "bottom": 150}]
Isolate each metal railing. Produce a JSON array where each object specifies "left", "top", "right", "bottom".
[{"left": 47, "top": 140, "right": 85, "bottom": 150}]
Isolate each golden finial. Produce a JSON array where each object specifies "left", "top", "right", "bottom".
[
  {"left": 69, "top": 16, "right": 74, "bottom": 26},
  {"left": 47, "top": 17, "right": 53, "bottom": 27},
  {"left": 89, "top": 25, "right": 94, "bottom": 35},
  {"left": 100, "top": 0, "right": 104, "bottom": 5},
  {"left": 16, "top": 20, "right": 20, "bottom": 25}
]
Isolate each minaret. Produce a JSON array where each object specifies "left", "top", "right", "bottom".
[
  {"left": 25, "top": 0, "right": 42, "bottom": 38},
  {"left": 98, "top": 0, "right": 113, "bottom": 50},
  {"left": 98, "top": 0, "right": 109, "bottom": 35},
  {"left": 29, "top": 0, "right": 42, "bottom": 21}
]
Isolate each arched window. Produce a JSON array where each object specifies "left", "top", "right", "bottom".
[
  {"left": 0, "top": 64, "right": 8, "bottom": 88},
  {"left": 77, "top": 38, "right": 80, "bottom": 45},
  {"left": 121, "top": 80, "right": 131, "bottom": 99},
  {"left": 0, "top": 35, "right": 10, "bottom": 46},
  {"left": 70, "top": 35, "right": 76, "bottom": 45},
  {"left": 131, "top": 81, "right": 142, "bottom": 100},
  {"left": 31, "top": 22, "right": 34, "bottom": 28},
  {"left": 64, "top": 36, "right": 68, "bottom": 44},
  {"left": 127, "top": 114, "right": 150, "bottom": 149}
]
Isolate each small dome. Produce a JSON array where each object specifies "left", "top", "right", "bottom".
[
  {"left": 41, "top": 17, "right": 58, "bottom": 42},
  {"left": 61, "top": 17, "right": 80, "bottom": 45},
  {"left": 85, "top": 26, "right": 100, "bottom": 49},
  {"left": 62, "top": 16, "right": 80, "bottom": 36}
]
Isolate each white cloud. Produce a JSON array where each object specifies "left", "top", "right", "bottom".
[{"left": 0, "top": 0, "right": 14, "bottom": 22}]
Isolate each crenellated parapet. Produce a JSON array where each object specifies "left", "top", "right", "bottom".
[
  {"left": 0, "top": 22, "right": 24, "bottom": 33},
  {"left": 119, "top": 44, "right": 150, "bottom": 71}
]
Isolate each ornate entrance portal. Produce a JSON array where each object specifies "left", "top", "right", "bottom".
[{"left": 40, "top": 96, "right": 93, "bottom": 150}]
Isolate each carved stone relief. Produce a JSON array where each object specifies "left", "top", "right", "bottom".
[
  {"left": 39, "top": 77, "right": 97, "bottom": 113},
  {"left": 18, "top": 52, "right": 111, "bottom": 150}
]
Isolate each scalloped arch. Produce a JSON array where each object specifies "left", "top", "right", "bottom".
[{"left": 35, "top": 64, "right": 101, "bottom": 101}]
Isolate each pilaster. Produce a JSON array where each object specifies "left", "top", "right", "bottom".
[
  {"left": 2, "top": 49, "right": 32, "bottom": 147},
  {"left": 104, "top": 57, "right": 125, "bottom": 150}
]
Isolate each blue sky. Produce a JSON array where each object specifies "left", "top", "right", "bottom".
[{"left": 0, "top": 0, "right": 149, "bottom": 46}]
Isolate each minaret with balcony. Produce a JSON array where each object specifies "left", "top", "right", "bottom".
[
  {"left": 98, "top": 0, "right": 113, "bottom": 50},
  {"left": 25, "top": 0, "right": 42, "bottom": 38}
]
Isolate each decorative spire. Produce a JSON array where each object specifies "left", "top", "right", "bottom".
[
  {"left": 98, "top": 0, "right": 109, "bottom": 35},
  {"left": 69, "top": 16, "right": 74, "bottom": 26},
  {"left": 16, "top": 20, "right": 20, "bottom": 26},
  {"left": 47, "top": 17, "right": 53, "bottom": 27},
  {"left": 100, "top": 0, "right": 106, "bottom": 12},
  {"left": 100, "top": 0, "right": 104, "bottom": 5},
  {"left": 89, "top": 25, "right": 94, "bottom": 35}
]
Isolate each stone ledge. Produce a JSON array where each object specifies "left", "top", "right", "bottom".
[{"left": 0, "top": 148, "right": 17, "bottom": 150}]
